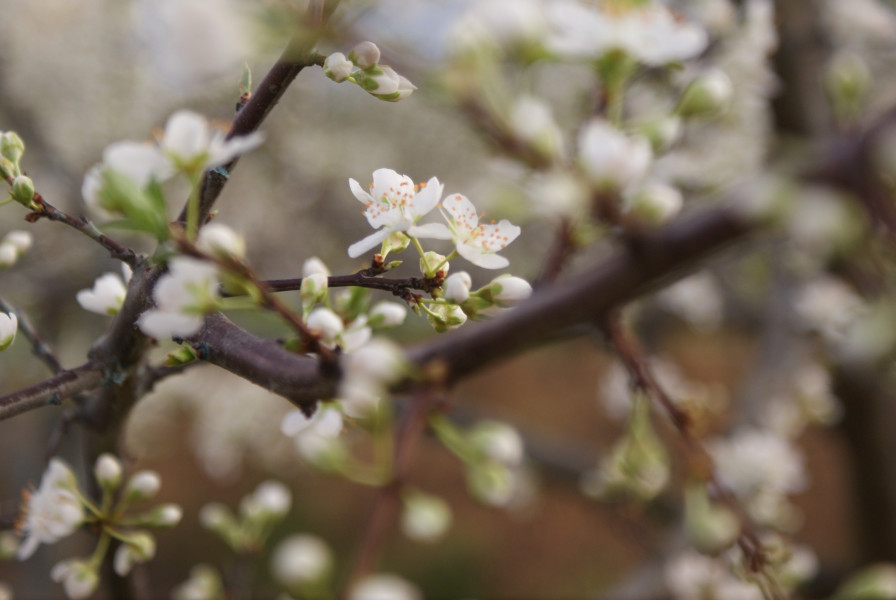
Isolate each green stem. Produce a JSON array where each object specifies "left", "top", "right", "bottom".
[{"left": 89, "top": 530, "right": 112, "bottom": 571}]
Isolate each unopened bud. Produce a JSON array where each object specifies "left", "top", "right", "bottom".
[
  {"left": 301, "top": 272, "right": 329, "bottom": 306},
  {"left": 324, "top": 52, "right": 354, "bottom": 82},
  {"left": 420, "top": 251, "right": 449, "bottom": 278},
  {"left": 381, "top": 232, "right": 410, "bottom": 256},
  {"left": 11, "top": 175, "right": 35, "bottom": 208},
  {"left": 95, "top": 453, "right": 123, "bottom": 491},
  {"left": 0, "top": 156, "right": 15, "bottom": 180},
  {"left": 443, "top": 272, "right": 472, "bottom": 303},
  {"left": 484, "top": 275, "right": 532, "bottom": 306},
  {"left": 369, "top": 301, "right": 407, "bottom": 328},
  {"left": 349, "top": 41, "right": 381, "bottom": 69},
  {"left": 126, "top": 470, "right": 161, "bottom": 501},
  {"left": 677, "top": 69, "right": 733, "bottom": 118},
  {"left": 624, "top": 183, "right": 683, "bottom": 225},
  {"left": 0, "top": 132, "right": 24, "bottom": 165}
]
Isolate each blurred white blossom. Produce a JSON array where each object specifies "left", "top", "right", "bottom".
[
  {"left": 17, "top": 458, "right": 84, "bottom": 560},
  {"left": 271, "top": 534, "right": 332, "bottom": 587},
  {"left": 77, "top": 272, "right": 129, "bottom": 316},
  {"left": 578, "top": 119, "right": 652, "bottom": 192},
  {"left": 137, "top": 257, "right": 220, "bottom": 339},
  {"left": 349, "top": 573, "right": 422, "bottom": 600},
  {"left": 0, "top": 312, "right": 16, "bottom": 351}
]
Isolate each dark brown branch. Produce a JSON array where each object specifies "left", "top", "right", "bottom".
[
  {"left": 251, "top": 272, "right": 443, "bottom": 300},
  {"left": 190, "top": 204, "right": 753, "bottom": 406},
  {"left": 177, "top": 41, "right": 326, "bottom": 225},
  {"left": 0, "top": 361, "right": 104, "bottom": 421}
]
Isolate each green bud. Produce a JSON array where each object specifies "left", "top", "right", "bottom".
[
  {"left": 833, "top": 564, "right": 896, "bottom": 600},
  {"left": 0, "top": 132, "right": 25, "bottom": 166},
  {"left": 684, "top": 484, "right": 739, "bottom": 553},
  {"left": 420, "top": 251, "right": 449, "bottom": 278},
  {"left": 381, "top": 231, "right": 410, "bottom": 257},
  {"left": 676, "top": 69, "right": 733, "bottom": 118},
  {"left": 10, "top": 175, "right": 35, "bottom": 208},
  {"left": 0, "top": 156, "right": 16, "bottom": 180},
  {"left": 165, "top": 345, "right": 199, "bottom": 366}
]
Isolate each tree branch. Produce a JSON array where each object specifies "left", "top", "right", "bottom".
[
  {"left": 190, "top": 204, "right": 753, "bottom": 407},
  {"left": 0, "top": 361, "right": 104, "bottom": 421}
]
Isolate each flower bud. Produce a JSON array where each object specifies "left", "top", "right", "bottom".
[
  {"left": 3, "top": 230, "right": 32, "bottom": 253},
  {"left": 302, "top": 257, "right": 330, "bottom": 278},
  {"left": 381, "top": 232, "right": 411, "bottom": 256},
  {"left": 485, "top": 275, "right": 532, "bottom": 306},
  {"left": 684, "top": 484, "right": 739, "bottom": 553},
  {"left": 0, "top": 132, "right": 25, "bottom": 165},
  {"left": 469, "top": 421, "right": 525, "bottom": 467},
  {"left": 369, "top": 301, "right": 407, "bottom": 328},
  {"left": 0, "top": 156, "right": 16, "bottom": 180},
  {"left": 349, "top": 574, "right": 422, "bottom": 600},
  {"left": 427, "top": 304, "right": 467, "bottom": 332},
  {"left": 443, "top": 272, "right": 472, "bottom": 303},
  {"left": 242, "top": 480, "right": 292, "bottom": 521},
  {"left": 677, "top": 69, "right": 734, "bottom": 118},
  {"left": 349, "top": 41, "right": 381, "bottom": 69},
  {"left": 0, "top": 244, "right": 17, "bottom": 269},
  {"left": 306, "top": 307, "right": 344, "bottom": 342},
  {"left": 126, "top": 470, "right": 161, "bottom": 501},
  {"left": 420, "top": 251, "right": 449, "bottom": 278},
  {"left": 271, "top": 534, "right": 333, "bottom": 588},
  {"left": 624, "top": 183, "right": 683, "bottom": 225},
  {"left": 0, "top": 312, "right": 17, "bottom": 351},
  {"left": 301, "top": 272, "right": 329, "bottom": 306},
  {"left": 11, "top": 175, "right": 35, "bottom": 208},
  {"left": 401, "top": 492, "right": 452, "bottom": 542},
  {"left": 94, "top": 453, "right": 123, "bottom": 491},
  {"left": 199, "top": 503, "right": 232, "bottom": 531},
  {"left": 142, "top": 503, "right": 183, "bottom": 528},
  {"left": 324, "top": 52, "right": 354, "bottom": 82},
  {"left": 639, "top": 116, "right": 682, "bottom": 154}
]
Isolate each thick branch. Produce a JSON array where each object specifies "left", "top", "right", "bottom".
[{"left": 192, "top": 205, "right": 753, "bottom": 405}]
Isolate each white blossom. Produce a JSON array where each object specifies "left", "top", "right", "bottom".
[
  {"left": 578, "top": 119, "right": 652, "bottom": 192},
  {"left": 2, "top": 229, "right": 32, "bottom": 253},
  {"left": 196, "top": 223, "right": 246, "bottom": 259},
  {"left": 282, "top": 405, "right": 344, "bottom": 462},
  {"left": 137, "top": 257, "right": 220, "bottom": 339},
  {"left": 665, "top": 550, "right": 762, "bottom": 600},
  {"left": 347, "top": 169, "right": 449, "bottom": 258},
  {"left": 510, "top": 95, "right": 565, "bottom": 161},
  {"left": 448, "top": 0, "right": 546, "bottom": 54},
  {"left": 349, "top": 41, "right": 381, "bottom": 70},
  {"left": 271, "top": 534, "right": 332, "bottom": 587},
  {"left": 160, "top": 110, "right": 264, "bottom": 173},
  {"left": 0, "top": 312, "right": 16, "bottom": 351},
  {"left": 488, "top": 275, "right": 532, "bottom": 305},
  {"left": 624, "top": 182, "right": 683, "bottom": 225},
  {"left": 51, "top": 559, "right": 99, "bottom": 600},
  {"left": 17, "top": 459, "right": 84, "bottom": 560},
  {"left": 349, "top": 574, "right": 422, "bottom": 600},
  {"left": 470, "top": 421, "right": 525, "bottom": 467},
  {"left": 440, "top": 194, "right": 521, "bottom": 269},
  {"left": 0, "top": 244, "right": 17, "bottom": 269},
  {"left": 77, "top": 272, "right": 128, "bottom": 316},
  {"left": 306, "top": 307, "right": 344, "bottom": 344},
  {"left": 339, "top": 338, "right": 407, "bottom": 418},
  {"left": 302, "top": 257, "right": 330, "bottom": 277},
  {"left": 546, "top": 1, "right": 708, "bottom": 65}
]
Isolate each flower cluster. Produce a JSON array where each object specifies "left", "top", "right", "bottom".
[
  {"left": 17, "top": 456, "right": 181, "bottom": 599},
  {"left": 324, "top": 41, "right": 416, "bottom": 102}
]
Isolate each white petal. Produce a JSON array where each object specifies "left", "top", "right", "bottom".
[
  {"left": 457, "top": 245, "right": 510, "bottom": 269},
  {"left": 206, "top": 131, "right": 265, "bottom": 168},
  {"left": 348, "top": 229, "right": 391, "bottom": 258},
  {"left": 162, "top": 110, "right": 210, "bottom": 160},
  {"left": 137, "top": 310, "right": 204, "bottom": 339},
  {"left": 407, "top": 222, "right": 452, "bottom": 240},
  {"left": 442, "top": 193, "right": 480, "bottom": 230},
  {"left": 409, "top": 176, "right": 444, "bottom": 217},
  {"left": 349, "top": 178, "right": 372, "bottom": 204}
]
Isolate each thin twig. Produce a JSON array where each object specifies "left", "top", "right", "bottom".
[
  {"left": 23, "top": 192, "right": 140, "bottom": 266},
  {"left": 0, "top": 295, "right": 63, "bottom": 373},
  {"left": 0, "top": 361, "right": 105, "bottom": 422}
]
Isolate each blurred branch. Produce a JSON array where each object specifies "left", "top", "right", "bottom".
[
  {"left": 0, "top": 295, "right": 63, "bottom": 374},
  {"left": 0, "top": 361, "right": 104, "bottom": 421}
]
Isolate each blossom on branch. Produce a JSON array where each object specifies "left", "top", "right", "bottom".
[
  {"left": 160, "top": 110, "right": 265, "bottom": 174},
  {"left": 440, "top": 194, "right": 521, "bottom": 269},
  {"left": 77, "top": 271, "right": 129, "bottom": 316},
  {"left": 17, "top": 459, "right": 85, "bottom": 560},
  {"left": 347, "top": 168, "right": 450, "bottom": 258},
  {"left": 137, "top": 257, "right": 221, "bottom": 339}
]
